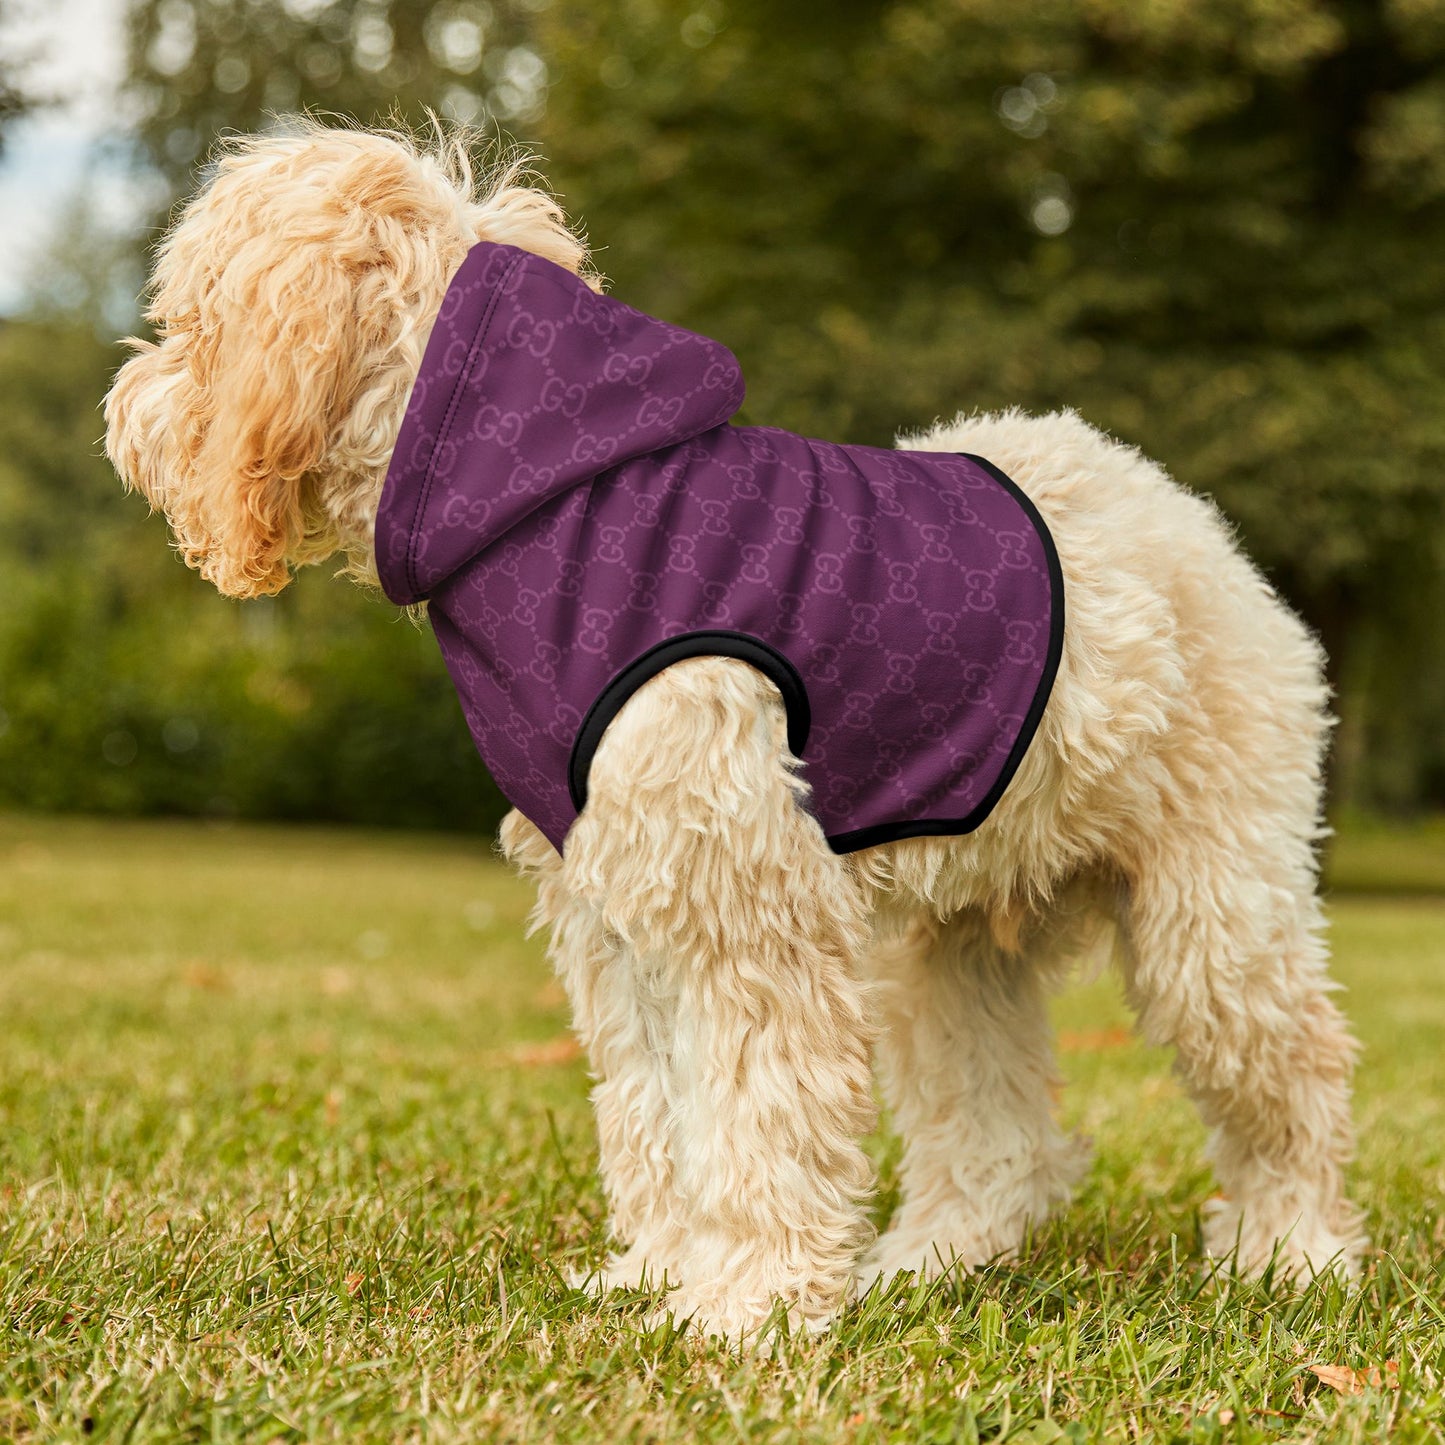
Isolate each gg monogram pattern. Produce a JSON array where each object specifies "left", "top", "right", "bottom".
[{"left": 376, "top": 243, "right": 1063, "bottom": 854}]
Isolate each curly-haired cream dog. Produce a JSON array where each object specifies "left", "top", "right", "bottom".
[{"left": 105, "top": 123, "right": 1364, "bottom": 1341}]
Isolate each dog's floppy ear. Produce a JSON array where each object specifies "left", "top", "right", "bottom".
[
  {"left": 107, "top": 132, "right": 429, "bottom": 600},
  {"left": 105, "top": 125, "right": 595, "bottom": 599},
  {"left": 106, "top": 237, "right": 355, "bottom": 600},
  {"left": 182, "top": 244, "right": 354, "bottom": 597}
]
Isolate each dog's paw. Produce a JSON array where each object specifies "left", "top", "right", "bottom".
[
  {"left": 1202, "top": 1196, "right": 1367, "bottom": 1283},
  {"left": 856, "top": 1234, "right": 993, "bottom": 1296},
  {"left": 645, "top": 1287, "right": 836, "bottom": 1350},
  {"left": 860, "top": 1200, "right": 1052, "bottom": 1290},
  {"left": 570, "top": 1245, "right": 674, "bottom": 1296},
  {"left": 860, "top": 1132, "right": 1092, "bottom": 1295}
]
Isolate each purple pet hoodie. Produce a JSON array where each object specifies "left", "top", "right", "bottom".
[{"left": 375, "top": 242, "right": 1064, "bottom": 854}]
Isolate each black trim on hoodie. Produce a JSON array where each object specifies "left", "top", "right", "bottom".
[{"left": 567, "top": 631, "right": 812, "bottom": 814}]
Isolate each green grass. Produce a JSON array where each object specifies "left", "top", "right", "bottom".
[{"left": 2, "top": 813, "right": 1443, "bottom": 1443}]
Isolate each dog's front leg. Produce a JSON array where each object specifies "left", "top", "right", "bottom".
[
  {"left": 501, "top": 809, "right": 685, "bottom": 1289},
  {"left": 563, "top": 659, "right": 878, "bottom": 1343}
]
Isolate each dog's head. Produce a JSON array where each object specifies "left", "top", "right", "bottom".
[{"left": 105, "top": 121, "right": 589, "bottom": 598}]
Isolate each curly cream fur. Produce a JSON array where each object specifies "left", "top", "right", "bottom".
[{"left": 106, "top": 123, "right": 1365, "bottom": 1344}]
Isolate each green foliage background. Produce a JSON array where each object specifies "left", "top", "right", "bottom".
[{"left": 3, "top": 0, "right": 1444, "bottom": 829}]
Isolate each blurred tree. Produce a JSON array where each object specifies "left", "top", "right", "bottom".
[
  {"left": 0, "top": 318, "right": 122, "bottom": 565},
  {"left": 123, "top": 0, "right": 548, "bottom": 193},
  {"left": 10, "top": 0, "right": 1438, "bottom": 823},
  {"left": 0, "top": 0, "right": 38, "bottom": 151},
  {"left": 535, "top": 0, "right": 1445, "bottom": 807},
  {"left": 0, "top": 314, "right": 506, "bottom": 832},
  {"left": 6, "top": 0, "right": 559, "bottom": 834}
]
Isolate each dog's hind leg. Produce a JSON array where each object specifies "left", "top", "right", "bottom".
[
  {"left": 1106, "top": 575, "right": 1364, "bottom": 1280},
  {"left": 860, "top": 910, "right": 1089, "bottom": 1289},
  {"left": 562, "top": 658, "right": 879, "bottom": 1342},
  {"left": 1119, "top": 833, "right": 1364, "bottom": 1280}
]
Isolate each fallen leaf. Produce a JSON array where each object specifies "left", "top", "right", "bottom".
[
  {"left": 1057, "top": 1027, "right": 1133, "bottom": 1052},
  {"left": 181, "top": 962, "right": 229, "bottom": 992},
  {"left": 320, "top": 967, "right": 353, "bottom": 997},
  {"left": 344, "top": 1273, "right": 364, "bottom": 1296},
  {"left": 502, "top": 1037, "right": 583, "bottom": 1068},
  {"left": 1309, "top": 1361, "right": 1399, "bottom": 1395},
  {"left": 534, "top": 980, "right": 567, "bottom": 1009}
]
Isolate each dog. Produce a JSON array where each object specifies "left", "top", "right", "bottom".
[{"left": 105, "top": 122, "right": 1365, "bottom": 1342}]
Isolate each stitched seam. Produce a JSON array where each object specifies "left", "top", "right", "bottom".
[{"left": 405, "top": 250, "right": 527, "bottom": 600}]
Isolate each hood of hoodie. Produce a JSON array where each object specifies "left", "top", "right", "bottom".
[{"left": 375, "top": 242, "right": 746, "bottom": 606}]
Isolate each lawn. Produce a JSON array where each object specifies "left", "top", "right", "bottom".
[{"left": 2, "top": 812, "right": 1443, "bottom": 1443}]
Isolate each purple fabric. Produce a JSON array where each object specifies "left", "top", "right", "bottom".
[{"left": 376, "top": 242, "right": 1063, "bottom": 854}]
